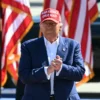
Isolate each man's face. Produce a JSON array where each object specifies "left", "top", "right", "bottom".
[{"left": 40, "top": 20, "right": 61, "bottom": 38}]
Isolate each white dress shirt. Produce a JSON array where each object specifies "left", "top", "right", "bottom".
[{"left": 43, "top": 37, "right": 62, "bottom": 95}]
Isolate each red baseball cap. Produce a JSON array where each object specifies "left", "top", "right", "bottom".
[{"left": 40, "top": 8, "right": 61, "bottom": 23}]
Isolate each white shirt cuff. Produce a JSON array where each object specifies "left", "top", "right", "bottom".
[
  {"left": 44, "top": 67, "right": 51, "bottom": 80},
  {"left": 56, "top": 65, "right": 62, "bottom": 76}
]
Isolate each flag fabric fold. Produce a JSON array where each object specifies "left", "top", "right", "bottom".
[
  {"left": 1, "top": 0, "right": 33, "bottom": 86},
  {"left": 43, "top": 0, "right": 98, "bottom": 86}
]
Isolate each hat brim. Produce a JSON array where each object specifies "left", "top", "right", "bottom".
[{"left": 41, "top": 18, "right": 59, "bottom": 23}]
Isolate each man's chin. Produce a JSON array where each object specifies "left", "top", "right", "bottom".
[{"left": 46, "top": 31, "right": 55, "bottom": 34}]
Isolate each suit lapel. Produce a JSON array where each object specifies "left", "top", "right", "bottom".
[
  {"left": 56, "top": 36, "right": 68, "bottom": 61},
  {"left": 38, "top": 37, "right": 49, "bottom": 66}
]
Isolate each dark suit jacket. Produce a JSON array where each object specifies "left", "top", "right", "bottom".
[{"left": 18, "top": 36, "right": 85, "bottom": 100}]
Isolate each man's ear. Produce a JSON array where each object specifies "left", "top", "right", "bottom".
[
  {"left": 39, "top": 23, "right": 44, "bottom": 33},
  {"left": 39, "top": 23, "right": 42, "bottom": 29},
  {"left": 59, "top": 23, "right": 63, "bottom": 31}
]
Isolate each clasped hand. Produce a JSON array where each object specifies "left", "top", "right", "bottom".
[{"left": 47, "top": 55, "right": 62, "bottom": 75}]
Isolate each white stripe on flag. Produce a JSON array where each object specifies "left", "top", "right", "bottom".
[
  {"left": 85, "top": 21, "right": 91, "bottom": 63},
  {"left": 50, "top": 0, "right": 58, "bottom": 9},
  {"left": 14, "top": 0, "right": 30, "bottom": 7},
  {"left": 74, "top": 0, "right": 87, "bottom": 43},
  {"left": 65, "top": 0, "right": 72, "bottom": 11},
  {"left": 88, "top": 0, "right": 96, "bottom": 10},
  {"left": 5, "top": 13, "right": 27, "bottom": 47}
]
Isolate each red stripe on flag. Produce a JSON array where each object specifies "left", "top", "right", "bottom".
[
  {"left": 56, "top": 0, "right": 64, "bottom": 14},
  {"left": 2, "top": 0, "right": 31, "bottom": 14},
  {"left": 89, "top": 3, "right": 98, "bottom": 21},
  {"left": 3, "top": 12, "right": 18, "bottom": 36},
  {"left": 43, "top": 0, "right": 50, "bottom": 9},
  {"left": 81, "top": 7, "right": 89, "bottom": 59},
  {"left": 64, "top": 2, "right": 69, "bottom": 23},
  {"left": 68, "top": 0, "right": 81, "bottom": 39}
]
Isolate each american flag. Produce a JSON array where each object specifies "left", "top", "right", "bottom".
[
  {"left": 1, "top": 0, "right": 33, "bottom": 86},
  {"left": 43, "top": 0, "right": 98, "bottom": 86}
]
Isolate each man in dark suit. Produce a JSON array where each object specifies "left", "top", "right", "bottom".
[{"left": 18, "top": 8, "right": 85, "bottom": 100}]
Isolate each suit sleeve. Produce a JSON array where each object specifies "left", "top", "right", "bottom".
[
  {"left": 18, "top": 43, "right": 48, "bottom": 84},
  {"left": 58, "top": 43, "right": 85, "bottom": 81}
]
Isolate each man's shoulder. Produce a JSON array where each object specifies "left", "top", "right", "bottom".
[
  {"left": 22, "top": 37, "right": 43, "bottom": 45},
  {"left": 63, "top": 37, "right": 79, "bottom": 45},
  {"left": 23, "top": 38, "right": 38, "bottom": 44}
]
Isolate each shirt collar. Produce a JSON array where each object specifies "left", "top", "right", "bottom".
[{"left": 44, "top": 36, "right": 59, "bottom": 46}]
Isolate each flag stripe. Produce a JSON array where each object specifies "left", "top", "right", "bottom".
[
  {"left": 6, "top": 16, "right": 32, "bottom": 57},
  {"left": 4, "top": 14, "right": 26, "bottom": 56},
  {"left": 88, "top": 0, "right": 96, "bottom": 10},
  {"left": 3, "top": 12, "right": 18, "bottom": 39},
  {"left": 2, "top": 0, "right": 31, "bottom": 14},
  {"left": 81, "top": 6, "right": 89, "bottom": 59},
  {"left": 62, "top": 3, "right": 69, "bottom": 37},
  {"left": 65, "top": 0, "right": 72, "bottom": 11},
  {"left": 50, "top": 0, "right": 58, "bottom": 9},
  {"left": 56, "top": 0, "right": 64, "bottom": 13},
  {"left": 43, "top": 0, "right": 50, "bottom": 9},
  {"left": 85, "top": 23, "right": 91, "bottom": 63},
  {"left": 89, "top": 4, "right": 98, "bottom": 22},
  {"left": 74, "top": 0, "right": 87, "bottom": 43},
  {"left": 68, "top": 0, "right": 81, "bottom": 39}
]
